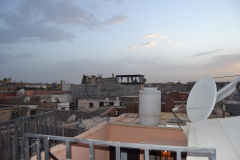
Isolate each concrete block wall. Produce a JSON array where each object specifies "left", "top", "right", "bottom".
[{"left": 71, "top": 84, "right": 142, "bottom": 106}]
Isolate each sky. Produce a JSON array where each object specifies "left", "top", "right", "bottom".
[{"left": 0, "top": 0, "right": 240, "bottom": 83}]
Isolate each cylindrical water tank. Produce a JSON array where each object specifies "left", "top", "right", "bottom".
[{"left": 139, "top": 87, "right": 161, "bottom": 126}]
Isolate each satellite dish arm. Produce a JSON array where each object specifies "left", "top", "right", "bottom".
[{"left": 216, "top": 77, "right": 240, "bottom": 103}]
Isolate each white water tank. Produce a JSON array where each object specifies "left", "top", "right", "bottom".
[{"left": 139, "top": 87, "right": 161, "bottom": 126}]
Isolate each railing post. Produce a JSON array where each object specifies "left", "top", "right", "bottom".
[
  {"left": 209, "top": 150, "right": 216, "bottom": 160},
  {"left": 66, "top": 141, "right": 72, "bottom": 160},
  {"left": 12, "top": 136, "right": 16, "bottom": 160},
  {"left": 115, "top": 146, "right": 120, "bottom": 160},
  {"left": 53, "top": 110, "right": 57, "bottom": 136},
  {"left": 44, "top": 117, "right": 48, "bottom": 135},
  {"left": 36, "top": 138, "right": 41, "bottom": 160},
  {"left": 40, "top": 116, "right": 44, "bottom": 134},
  {"left": 44, "top": 138, "right": 50, "bottom": 160},
  {"left": 144, "top": 149, "right": 149, "bottom": 160},
  {"left": 89, "top": 143, "right": 95, "bottom": 160},
  {"left": 24, "top": 136, "right": 30, "bottom": 160},
  {"left": 176, "top": 151, "right": 181, "bottom": 160},
  {"left": 14, "top": 121, "right": 19, "bottom": 160},
  {"left": 21, "top": 118, "right": 25, "bottom": 159},
  {"left": 50, "top": 112, "right": 53, "bottom": 135},
  {"left": 0, "top": 125, "right": 2, "bottom": 160},
  {"left": 34, "top": 117, "right": 37, "bottom": 133},
  {"left": 6, "top": 123, "right": 11, "bottom": 159},
  {"left": 27, "top": 117, "right": 30, "bottom": 133}
]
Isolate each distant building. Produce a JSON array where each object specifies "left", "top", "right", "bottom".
[
  {"left": 78, "top": 97, "right": 119, "bottom": 109},
  {"left": 25, "top": 84, "right": 47, "bottom": 89},
  {"left": 116, "top": 74, "right": 145, "bottom": 84},
  {"left": 71, "top": 74, "right": 144, "bottom": 107}
]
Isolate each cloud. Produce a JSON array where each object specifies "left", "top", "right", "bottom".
[
  {"left": 142, "top": 41, "right": 157, "bottom": 48},
  {"left": 1, "top": 53, "right": 240, "bottom": 83},
  {"left": 144, "top": 33, "right": 167, "bottom": 40},
  {"left": 104, "top": 15, "right": 127, "bottom": 25},
  {"left": 167, "top": 40, "right": 173, "bottom": 45},
  {"left": 193, "top": 49, "right": 222, "bottom": 57},
  {"left": 128, "top": 41, "right": 157, "bottom": 50},
  {"left": 0, "top": 0, "right": 93, "bottom": 43},
  {"left": 0, "top": 52, "right": 36, "bottom": 63},
  {"left": 128, "top": 33, "right": 183, "bottom": 50},
  {"left": 209, "top": 53, "right": 240, "bottom": 67},
  {"left": 105, "top": 0, "right": 124, "bottom": 3},
  {"left": 128, "top": 45, "right": 137, "bottom": 50},
  {"left": 176, "top": 42, "right": 183, "bottom": 47},
  {"left": 0, "top": 0, "right": 127, "bottom": 44}
]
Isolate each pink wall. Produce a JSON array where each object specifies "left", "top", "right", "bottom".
[{"left": 107, "top": 124, "right": 186, "bottom": 145}]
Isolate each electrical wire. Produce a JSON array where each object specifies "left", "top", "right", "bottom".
[{"left": 213, "top": 74, "right": 240, "bottom": 79}]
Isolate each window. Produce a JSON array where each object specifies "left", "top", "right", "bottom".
[
  {"left": 89, "top": 103, "right": 94, "bottom": 108},
  {"left": 99, "top": 102, "right": 104, "bottom": 107}
]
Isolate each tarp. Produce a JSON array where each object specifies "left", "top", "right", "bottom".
[{"left": 187, "top": 116, "right": 240, "bottom": 160}]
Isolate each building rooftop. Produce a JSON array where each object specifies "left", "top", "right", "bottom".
[{"left": 33, "top": 119, "right": 187, "bottom": 160}]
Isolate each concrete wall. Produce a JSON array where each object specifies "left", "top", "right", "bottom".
[
  {"left": 62, "top": 83, "right": 71, "bottom": 91},
  {"left": 39, "top": 94, "right": 70, "bottom": 103},
  {"left": 71, "top": 84, "right": 142, "bottom": 106},
  {"left": 78, "top": 99, "right": 117, "bottom": 108}
]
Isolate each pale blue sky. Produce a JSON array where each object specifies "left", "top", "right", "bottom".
[{"left": 0, "top": 0, "right": 240, "bottom": 83}]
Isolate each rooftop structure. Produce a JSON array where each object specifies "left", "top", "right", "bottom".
[
  {"left": 71, "top": 74, "right": 144, "bottom": 107},
  {"left": 116, "top": 74, "right": 145, "bottom": 84}
]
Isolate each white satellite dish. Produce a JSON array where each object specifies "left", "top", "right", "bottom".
[
  {"left": 18, "top": 89, "right": 25, "bottom": 96},
  {"left": 187, "top": 77, "right": 217, "bottom": 122},
  {"left": 24, "top": 97, "right": 31, "bottom": 104}
]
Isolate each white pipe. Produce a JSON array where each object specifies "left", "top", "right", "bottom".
[{"left": 216, "top": 77, "right": 240, "bottom": 103}]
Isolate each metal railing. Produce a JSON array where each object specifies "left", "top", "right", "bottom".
[
  {"left": 0, "top": 111, "right": 56, "bottom": 160},
  {"left": 24, "top": 133, "right": 216, "bottom": 160}
]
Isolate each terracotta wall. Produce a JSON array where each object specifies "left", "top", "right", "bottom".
[
  {"left": 0, "top": 92, "right": 16, "bottom": 98},
  {"left": 168, "top": 91, "right": 188, "bottom": 101},
  {"left": 107, "top": 124, "right": 186, "bottom": 144},
  {"left": 25, "top": 90, "right": 69, "bottom": 96}
]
